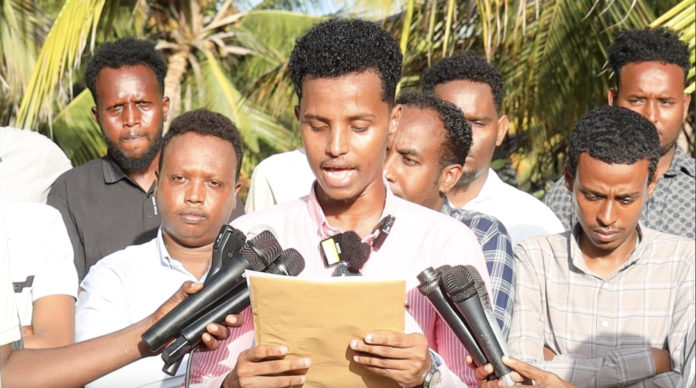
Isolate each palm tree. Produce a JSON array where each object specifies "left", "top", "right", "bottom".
[{"left": 10, "top": 0, "right": 326, "bottom": 178}]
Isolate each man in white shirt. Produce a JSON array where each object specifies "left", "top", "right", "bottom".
[
  {"left": 244, "top": 148, "right": 315, "bottom": 213},
  {"left": 422, "top": 52, "right": 563, "bottom": 245},
  {"left": 76, "top": 109, "right": 245, "bottom": 387},
  {"left": 6, "top": 201, "right": 77, "bottom": 349},
  {"left": 0, "top": 127, "right": 72, "bottom": 204},
  {"left": 0, "top": 197, "right": 21, "bottom": 387}
]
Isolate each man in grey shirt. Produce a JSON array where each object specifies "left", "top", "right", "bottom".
[
  {"left": 544, "top": 28, "right": 694, "bottom": 239},
  {"left": 48, "top": 38, "right": 243, "bottom": 280}
]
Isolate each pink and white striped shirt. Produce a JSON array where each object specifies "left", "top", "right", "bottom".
[{"left": 189, "top": 183, "right": 490, "bottom": 387}]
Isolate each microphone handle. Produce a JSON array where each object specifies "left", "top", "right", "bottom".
[
  {"left": 452, "top": 295, "right": 513, "bottom": 379},
  {"left": 423, "top": 288, "right": 487, "bottom": 366},
  {"left": 143, "top": 257, "right": 254, "bottom": 352},
  {"left": 162, "top": 285, "right": 251, "bottom": 369}
]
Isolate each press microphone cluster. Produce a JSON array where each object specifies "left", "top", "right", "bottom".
[
  {"left": 331, "top": 232, "right": 370, "bottom": 277},
  {"left": 141, "top": 225, "right": 305, "bottom": 375},
  {"left": 417, "top": 265, "right": 517, "bottom": 385}
]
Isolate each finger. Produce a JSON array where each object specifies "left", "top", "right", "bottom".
[
  {"left": 151, "top": 282, "right": 204, "bottom": 323},
  {"left": 206, "top": 323, "right": 230, "bottom": 341},
  {"left": 182, "top": 281, "right": 205, "bottom": 297},
  {"left": 350, "top": 340, "right": 412, "bottom": 359},
  {"left": 240, "top": 375, "right": 307, "bottom": 388},
  {"left": 238, "top": 357, "right": 311, "bottom": 377},
  {"left": 352, "top": 352, "right": 405, "bottom": 370},
  {"left": 200, "top": 332, "right": 219, "bottom": 351},
  {"left": 363, "top": 333, "right": 424, "bottom": 348},
  {"left": 225, "top": 314, "right": 244, "bottom": 328},
  {"left": 242, "top": 345, "right": 289, "bottom": 362},
  {"left": 474, "top": 363, "right": 495, "bottom": 381},
  {"left": 502, "top": 356, "right": 543, "bottom": 378}
]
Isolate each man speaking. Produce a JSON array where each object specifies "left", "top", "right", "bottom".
[{"left": 189, "top": 19, "right": 490, "bottom": 388}]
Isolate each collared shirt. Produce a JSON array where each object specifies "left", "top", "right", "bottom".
[
  {"left": 0, "top": 127, "right": 72, "bottom": 204},
  {"left": 679, "top": 321, "right": 695, "bottom": 388},
  {"left": 544, "top": 146, "right": 696, "bottom": 239},
  {"left": 6, "top": 202, "right": 77, "bottom": 326},
  {"left": 48, "top": 154, "right": 245, "bottom": 281},
  {"left": 509, "top": 224, "right": 695, "bottom": 387},
  {"left": 442, "top": 198, "right": 515, "bottom": 339},
  {"left": 76, "top": 229, "right": 206, "bottom": 388},
  {"left": 190, "top": 182, "right": 490, "bottom": 387},
  {"left": 244, "top": 148, "right": 316, "bottom": 213},
  {"left": 460, "top": 169, "right": 564, "bottom": 245}
]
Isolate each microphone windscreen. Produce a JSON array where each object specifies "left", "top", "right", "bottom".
[
  {"left": 242, "top": 231, "right": 282, "bottom": 270},
  {"left": 341, "top": 231, "right": 370, "bottom": 271},
  {"left": 462, "top": 265, "right": 494, "bottom": 312},
  {"left": 246, "top": 224, "right": 279, "bottom": 240},
  {"left": 442, "top": 269, "right": 476, "bottom": 301},
  {"left": 268, "top": 248, "right": 305, "bottom": 276}
]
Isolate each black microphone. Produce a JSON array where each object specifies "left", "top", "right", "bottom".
[
  {"left": 209, "top": 225, "right": 246, "bottom": 277},
  {"left": 442, "top": 269, "right": 516, "bottom": 384},
  {"left": 417, "top": 267, "right": 487, "bottom": 366},
  {"left": 160, "top": 249, "right": 306, "bottom": 374},
  {"left": 142, "top": 231, "right": 282, "bottom": 352},
  {"left": 331, "top": 232, "right": 370, "bottom": 277}
]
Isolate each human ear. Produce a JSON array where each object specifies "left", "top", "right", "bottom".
[{"left": 439, "top": 164, "right": 464, "bottom": 195}]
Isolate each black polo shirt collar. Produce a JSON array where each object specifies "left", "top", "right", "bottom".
[{"left": 102, "top": 153, "right": 156, "bottom": 194}]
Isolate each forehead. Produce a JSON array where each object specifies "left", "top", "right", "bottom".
[
  {"left": 618, "top": 62, "right": 685, "bottom": 92},
  {"left": 576, "top": 153, "right": 650, "bottom": 190},
  {"left": 433, "top": 80, "right": 496, "bottom": 114},
  {"left": 299, "top": 71, "right": 390, "bottom": 115},
  {"left": 96, "top": 65, "right": 160, "bottom": 91},
  {"left": 392, "top": 107, "right": 447, "bottom": 153},
  {"left": 163, "top": 132, "right": 237, "bottom": 171}
]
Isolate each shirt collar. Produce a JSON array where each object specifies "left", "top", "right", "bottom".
[
  {"left": 155, "top": 228, "right": 174, "bottom": 268},
  {"left": 469, "top": 168, "right": 501, "bottom": 205},
  {"left": 306, "top": 178, "right": 395, "bottom": 245},
  {"left": 664, "top": 146, "right": 695, "bottom": 178},
  {"left": 442, "top": 197, "right": 455, "bottom": 215},
  {"left": 102, "top": 153, "right": 130, "bottom": 184},
  {"left": 569, "top": 222, "right": 644, "bottom": 278}
]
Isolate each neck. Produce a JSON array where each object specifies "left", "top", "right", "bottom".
[
  {"left": 656, "top": 145, "right": 676, "bottom": 180},
  {"left": 127, "top": 151, "right": 160, "bottom": 191},
  {"left": 317, "top": 178, "right": 386, "bottom": 239},
  {"left": 429, "top": 194, "right": 446, "bottom": 212},
  {"left": 162, "top": 230, "right": 213, "bottom": 280},
  {"left": 579, "top": 228, "right": 638, "bottom": 280},
  {"left": 446, "top": 168, "right": 490, "bottom": 208}
]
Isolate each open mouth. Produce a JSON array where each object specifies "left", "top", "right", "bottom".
[{"left": 321, "top": 166, "right": 357, "bottom": 188}]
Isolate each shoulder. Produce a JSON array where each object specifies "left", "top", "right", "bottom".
[
  {"left": 1, "top": 127, "right": 59, "bottom": 150},
  {"left": 514, "top": 232, "right": 570, "bottom": 262},
  {"left": 641, "top": 227, "right": 695, "bottom": 263},
  {"left": 82, "top": 238, "right": 159, "bottom": 285},
  {"left": 392, "top": 196, "right": 478, "bottom": 241},
  {"left": 452, "top": 209, "right": 508, "bottom": 234},
  {"left": 232, "top": 197, "right": 309, "bottom": 233},
  {"left": 52, "top": 158, "right": 103, "bottom": 185}
]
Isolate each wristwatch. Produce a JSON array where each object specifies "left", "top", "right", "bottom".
[{"left": 420, "top": 349, "right": 442, "bottom": 388}]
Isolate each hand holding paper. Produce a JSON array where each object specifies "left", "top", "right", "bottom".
[
  {"left": 350, "top": 332, "right": 432, "bottom": 387},
  {"left": 223, "top": 344, "right": 311, "bottom": 388}
]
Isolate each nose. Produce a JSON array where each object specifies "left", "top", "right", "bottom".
[
  {"left": 383, "top": 152, "right": 397, "bottom": 183},
  {"left": 326, "top": 126, "right": 350, "bottom": 158},
  {"left": 123, "top": 103, "right": 140, "bottom": 128},
  {"left": 185, "top": 180, "right": 205, "bottom": 205},
  {"left": 597, "top": 199, "right": 617, "bottom": 227},
  {"left": 645, "top": 99, "right": 658, "bottom": 125}
]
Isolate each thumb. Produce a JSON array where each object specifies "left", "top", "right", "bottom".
[
  {"left": 152, "top": 281, "right": 204, "bottom": 323},
  {"left": 501, "top": 356, "right": 543, "bottom": 379}
]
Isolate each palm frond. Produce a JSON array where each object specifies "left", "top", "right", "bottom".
[
  {"left": 50, "top": 89, "right": 107, "bottom": 165},
  {"left": 15, "top": 0, "right": 109, "bottom": 130}
]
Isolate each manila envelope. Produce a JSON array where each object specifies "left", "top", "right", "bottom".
[{"left": 248, "top": 272, "right": 405, "bottom": 388}]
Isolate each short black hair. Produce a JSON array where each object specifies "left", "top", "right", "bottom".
[
  {"left": 160, "top": 109, "right": 244, "bottom": 180},
  {"left": 609, "top": 27, "right": 690, "bottom": 87},
  {"left": 567, "top": 105, "right": 660, "bottom": 184},
  {"left": 396, "top": 91, "right": 472, "bottom": 169},
  {"left": 288, "top": 18, "right": 402, "bottom": 105},
  {"left": 422, "top": 51, "right": 504, "bottom": 113},
  {"left": 86, "top": 38, "right": 168, "bottom": 103}
]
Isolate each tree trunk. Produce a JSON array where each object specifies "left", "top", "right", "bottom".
[{"left": 163, "top": 49, "right": 190, "bottom": 132}]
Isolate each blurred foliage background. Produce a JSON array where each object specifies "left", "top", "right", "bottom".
[{"left": 0, "top": 0, "right": 693, "bottom": 197}]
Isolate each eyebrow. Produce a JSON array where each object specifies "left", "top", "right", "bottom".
[
  {"left": 397, "top": 148, "right": 419, "bottom": 157},
  {"left": 465, "top": 116, "right": 492, "bottom": 122},
  {"left": 303, "top": 113, "right": 376, "bottom": 121},
  {"left": 580, "top": 187, "right": 641, "bottom": 198}
]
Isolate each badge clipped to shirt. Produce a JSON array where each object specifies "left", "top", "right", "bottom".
[{"left": 319, "top": 214, "right": 395, "bottom": 267}]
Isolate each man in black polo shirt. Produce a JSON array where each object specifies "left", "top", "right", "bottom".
[{"left": 48, "top": 38, "right": 243, "bottom": 281}]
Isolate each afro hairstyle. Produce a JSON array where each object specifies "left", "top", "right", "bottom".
[
  {"left": 86, "top": 38, "right": 168, "bottom": 103},
  {"left": 608, "top": 27, "right": 690, "bottom": 86},
  {"left": 567, "top": 105, "right": 661, "bottom": 184},
  {"left": 159, "top": 109, "right": 244, "bottom": 180},
  {"left": 422, "top": 51, "right": 504, "bottom": 113},
  {"left": 396, "top": 91, "right": 472, "bottom": 169},
  {"left": 288, "top": 18, "right": 403, "bottom": 105}
]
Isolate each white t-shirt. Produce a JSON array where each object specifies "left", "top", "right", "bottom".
[
  {"left": 76, "top": 230, "right": 204, "bottom": 388},
  {"left": 5, "top": 202, "right": 77, "bottom": 325},
  {"left": 0, "top": 126, "right": 72, "bottom": 204},
  {"left": 244, "top": 148, "right": 316, "bottom": 213},
  {"left": 461, "top": 169, "right": 564, "bottom": 245},
  {"left": 0, "top": 198, "right": 21, "bottom": 346}
]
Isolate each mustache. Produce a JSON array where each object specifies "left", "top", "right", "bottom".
[
  {"left": 179, "top": 208, "right": 208, "bottom": 218},
  {"left": 119, "top": 131, "right": 151, "bottom": 141},
  {"left": 320, "top": 160, "right": 358, "bottom": 169}
]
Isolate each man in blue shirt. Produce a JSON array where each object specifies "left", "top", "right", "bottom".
[{"left": 384, "top": 91, "right": 515, "bottom": 337}]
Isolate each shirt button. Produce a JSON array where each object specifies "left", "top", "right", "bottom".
[
  {"left": 602, "top": 283, "right": 609, "bottom": 289},
  {"left": 601, "top": 320, "right": 609, "bottom": 327}
]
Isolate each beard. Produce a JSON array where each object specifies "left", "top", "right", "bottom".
[
  {"left": 660, "top": 138, "right": 677, "bottom": 156},
  {"left": 104, "top": 126, "right": 163, "bottom": 174},
  {"left": 454, "top": 168, "right": 478, "bottom": 189}
]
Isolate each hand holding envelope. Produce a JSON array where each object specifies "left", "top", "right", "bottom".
[{"left": 241, "top": 272, "right": 412, "bottom": 388}]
